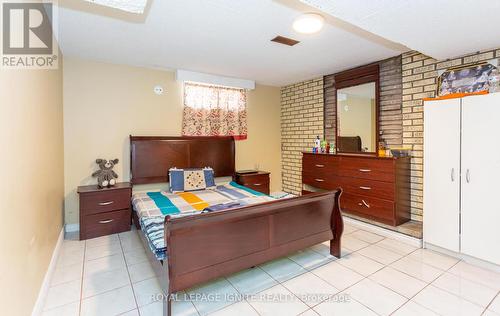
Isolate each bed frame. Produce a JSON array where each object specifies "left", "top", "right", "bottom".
[{"left": 129, "top": 136, "right": 343, "bottom": 316}]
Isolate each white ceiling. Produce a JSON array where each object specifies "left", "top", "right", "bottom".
[
  {"left": 300, "top": 0, "right": 500, "bottom": 61},
  {"left": 57, "top": 0, "right": 406, "bottom": 86}
]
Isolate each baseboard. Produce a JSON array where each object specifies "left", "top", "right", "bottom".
[
  {"left": 424, "top": 242, "right": 500, "bottom": 273},
  {"left": 64, "top": 223, "right": 79, "bottom": 233},
  {"left": 31, "top": 228, "right": 64, "bottom": 316},
  {"left": 344, "top": 217, "right": 423, "bottom": 248}
]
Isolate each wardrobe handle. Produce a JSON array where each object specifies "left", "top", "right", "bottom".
[
  {"left": 315, "top": 178, "right": 325, "bottom": 182},
  {"left": 315, "top": 164, "right": 325, "bottom": 168},
  {"left": 358, "top": 200, "right": 370, "bottom": 208},
  {"left": 359, "top": 169, "right": 371, "bottom": 172},
  {"left": 451, "top": 168, "right": 455, "bottom": 182},
  {"left": 359, "top": 186, "right": 371, "bottom": 190},
  {"left": 466, "top": 169, "right": 471, "bottom": 183}
]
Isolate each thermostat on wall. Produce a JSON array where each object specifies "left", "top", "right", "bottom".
[{"left": 153, "top": 85, "right": 164, "bottom": 95}]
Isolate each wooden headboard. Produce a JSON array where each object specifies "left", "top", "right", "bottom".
[{"left": 130, "top": 136, "right": 235, "bottom": 185}]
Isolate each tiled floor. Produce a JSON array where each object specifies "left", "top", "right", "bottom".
[{"left": 41, "top": 223, "right": 500, "bottom": 316}]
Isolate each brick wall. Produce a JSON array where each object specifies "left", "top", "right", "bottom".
[
  {"left": 324, "top": 56, "right": 403, "bottom": 148},
  {"left": 401, "top": 48, "right": 500, "bottom": 221},
  {"left": 281, "top": 78, "right": 324, "bottom": 195}
]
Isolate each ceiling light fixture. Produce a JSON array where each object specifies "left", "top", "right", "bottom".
[{"left": 293, "top": 13, "right": 324, "bottom": 34}]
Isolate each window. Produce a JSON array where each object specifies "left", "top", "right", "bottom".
[{"left": 182, "top": 82, "right": 248, "bottom": 140}]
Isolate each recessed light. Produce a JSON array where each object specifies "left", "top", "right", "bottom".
[{"left": 293, "top": 13, "right": 324, "bottom": 34}]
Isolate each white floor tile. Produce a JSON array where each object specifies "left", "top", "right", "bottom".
[
  {"left": 483, "top": 309, "right": 500, "bottom": 316},
  {"left": 390, "top": 257, "right": 443, "bottom": 283},
  {"left": 299, "top": 309, "right": 319, "bottom": 316},
  {"left": 140, "top": 300, "right": 198, "bottom": 316},
  {"left": 50, "top": 262, "right": 83, "bottom": 286},
  {"left": 226, "top": 267, "right": 277, "bottom": 295},
  {"left": 132, "top": 277, "right": 162, "bottom": 307},
  {"left": 288, "top": 248, "right": 333, "bottom": 270},
  {"left": 409, "top": 249, "right": 459, "bottom": 270},
  {"left": 282, "top": 272, "right": 339, "bottom": 307},
  {"left": 432, "top": 272, "right": 498, "bottom": 307},
  {"left": 247, "top": 284, "right": 309, "bottom": 316},
  {"left": 392, "top": 301, "right": 439, "bottom": 316},
  {"left": 86, "top": 234, "right": 119, "bottom": 249},
  {"left": 119, "top": 309, "right": 140, "bottom": 316},
  {"left": 43, "top": 279, "right": 81, "bottom": 311},
  {"left": 314, "top": 296, "right": 377, "bottom": 316},
  {"left": 81, "top": 285, "right": 137, "bottom": 316},
  {"left": 41, "top": 302, "right": 80, "bottom": 316},
  {"left": 346, "top": 278, "right": 407, "bottom": 315},
  {"left": 259, "top": 257, "right": 307, "bottom": 283},
  {"left": 128, "top": 261, "right": 156, "bottom": 283},
  {"left": 120, "top": 234, "right": 144, "bottom": 253},
  {"left": 210, "top": 300, "right": 258, "bottom": 316},
  {"left": 342, "top": 224, "right": 359, "bottom": 235},
  {"left": 488, "top": 294, "right": 500, "bottom": 314},
  {"left": 56, "top": 248, "right": 85, "bottom": 268},
  {"left": 413, "top": 285, "right": 483, "bottom": 316},
  {"left": 138, "top": 301, "right": 163, "bottom": 316},
  {"left": 369, "top": 266, "right": 427, "bottom": 298},
  {"left": 61, "top": 239, "right": 85, "bottom": 252},
  {"left": 82, "top": 266, "right": 130, "bottom": 298},
  {"left": 349, "top": 230, "right": 384, "bottom": 244},
  {"left": 83, "top": 253, "right": 126, "bottom": 277},
  {"left": 85, "top": 241, "right": 122, "bottom": 261},
  {"left": 357, "top": 244, "right": 403, "bottom": 265},
  {"left": 342, "top": 235, "right": 370, "bottom": 251},
  {"left": 312, "top": 261, "right": 364, "bottom": 291},
  {"left": 171, "top": 292, "right": 200, "bottom": 316},
  {"left": 336, "top": 252, "right": 384, "bottom": 276},
  {"left": 448, "top": 261, "right": 500, "bottom": 291},
  {"left": 187, "top": 278, "right": 240, "bottom": 315},
  {"left": 375, "top": 238, "right": 418, "bottom": 256},
  {"left": 124, "top": 248, "right": 149, "bottom": 265}
]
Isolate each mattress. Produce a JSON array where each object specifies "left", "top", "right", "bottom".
[{"left": 132, "top": 181, "right": 285, "bottom": 260}]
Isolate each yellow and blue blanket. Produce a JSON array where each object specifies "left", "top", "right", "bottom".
[{"left": 132, "top": 182, "right": 279, "bottom": 260}]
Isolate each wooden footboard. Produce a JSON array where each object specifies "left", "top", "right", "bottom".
[{"left": 162, "top": 190, "right": 343, "bottom": 315}]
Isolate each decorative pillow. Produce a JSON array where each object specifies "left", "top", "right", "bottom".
[{"left": 169, "top": 167, "right": 215, "bottom": 192}]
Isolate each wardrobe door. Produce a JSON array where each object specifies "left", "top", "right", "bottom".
[
  {"left": 423, "top": 98, "right": 461, "bottom": 252},
  {"left": 461, "top": 93, "right": 500, "bottom": 265}
]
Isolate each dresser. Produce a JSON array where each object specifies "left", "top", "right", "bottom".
[
  {"left": 77, "top": 182, "right": 132, "bottom": 240},
  {"left": 302, "top": 153, "right": 410, "bottom": 226},
  {"left": 234, "top": 171, "right": 270, "bottom": 195}
]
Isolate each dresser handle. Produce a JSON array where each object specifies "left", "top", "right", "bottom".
[
  {"left": 359, "top": 169, "right": 371, "bottom": 172},
  {"left": 315, "top": 178, "right": 325, "bottom": 182},
  {"left": 358, "top": 200, "right": 370, "bottom": 208},
  {"left": 98, "top": 201, "right": 114, "bottom": 206},
  {"left": 359, "top": 186, "right": 371, "bottom": 190},
  {"left": 253, "top": 183, "right": 262, "bottom": 186},
  {"left": 315, "top": 164, "right": 325, "bottom": 168},
  {"left": 98, "top": 219, "right": 114, "bottom": 224}
]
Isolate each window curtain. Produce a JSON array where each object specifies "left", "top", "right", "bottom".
[{"left": 182, "top": 82, "right": 248, "bottom": 140}]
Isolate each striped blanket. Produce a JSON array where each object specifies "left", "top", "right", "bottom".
[{"left": 132, "top": 181, "right": 285, "bottom": 260}]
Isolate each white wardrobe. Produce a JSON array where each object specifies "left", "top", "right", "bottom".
[{"left": 424, "top": 93, "right": 500, "bottom": 266}]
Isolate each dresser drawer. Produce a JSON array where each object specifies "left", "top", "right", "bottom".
[
  {"left": 302, "top": 154, "right": 338, "bottom": 174},
  {"left": 81, "top": 209, "right": 131, "bottom": 240},
  {"left": 237, "top": 174, "right": 269, "bottom": 186},
  {"left": 338, "top": 158, "right": 395, "bottom": 182},
  {"left": 80, "top": 189, "right": 131, "bottom": 215},
  {"left": 302, "top": 172, "right": 339, "bottom": 190},
  {"left": 244, "top": 183, "right": 270, "bottom": 195},
  {"left": 337, "top": 176, "right": 395, "bottom": 200},
  {"left": 340, "top": 193, "right": 395, "bottom": 224}
]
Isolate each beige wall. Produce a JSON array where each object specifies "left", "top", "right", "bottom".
[
  {"left": 63, "top": 57, "right": 282, "bottom": 225},
  {"left": 0, "top": 63, "right": 64, "bottom": 312}
]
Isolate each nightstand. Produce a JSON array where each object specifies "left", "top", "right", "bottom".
[
  {"left": 77, "top": 182, "right": 132, "bottom": 240},
  {"left": 234, "top": 171, "right": 270, "bottom": 195}
]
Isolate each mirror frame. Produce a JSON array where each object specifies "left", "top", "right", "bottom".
[{"left": 334, "top": 64, "right": 380, "bottom": 155}]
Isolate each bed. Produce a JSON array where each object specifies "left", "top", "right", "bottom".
[{"left": 129, "top": 136, "right": 343, "bottom": 316}]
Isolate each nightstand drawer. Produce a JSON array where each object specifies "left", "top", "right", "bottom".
[
  {"left": 81, "top": 209, "right": 130, "bottom": 240},
  {"left": 80, "top": 189, "right": 131, "bottom": 215}
]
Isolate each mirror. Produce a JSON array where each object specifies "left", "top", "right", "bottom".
[{"left": 336, "top": 82, "right": 377, "bottom": 153}]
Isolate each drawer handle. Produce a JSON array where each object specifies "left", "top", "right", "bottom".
[
  {"left": 359, "top": 169, "right": 372, "bottom": 173},
  {"left": 358, "top": 200, "right": 370, "bottom": 208},
  {"left": 359, "top": 186, "right": 372, "bottom": 190},
  {"left": 98, "top": 219, "right": 114, "bottom": 224},
  {"left": 98, "top": 201, "right": 114, "bottom": 206},
  {"left": 253, "top": 183, "right": 262, "bottom": 186},
  {"left": 315, "top": 164, "right": 325, "bottom": 168},
  {"left": 315, "top": 178, "right": 325, "bottom": 182}
]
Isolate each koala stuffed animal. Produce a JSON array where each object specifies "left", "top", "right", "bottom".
[{"left": 92, "top": 159, "right": 119, "bottom": 188}]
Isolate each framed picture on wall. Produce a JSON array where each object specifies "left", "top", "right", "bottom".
[{"left": 437, "top": 63, "right": 496, "bottom": 96}]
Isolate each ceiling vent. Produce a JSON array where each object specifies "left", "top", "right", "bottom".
[{"left": 271, "top": 36, "right": 300, "bottom": 46}]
